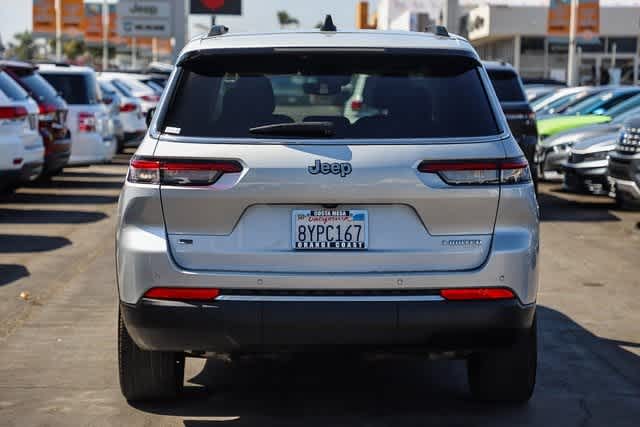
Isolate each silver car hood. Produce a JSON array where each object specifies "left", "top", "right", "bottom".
[{"left": 572, "top": 133, "right": 618, "bottom": 153}]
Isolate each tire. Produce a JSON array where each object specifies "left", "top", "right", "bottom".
[
  {"left": 118, "top": 310, "right": 185, "bottom": 401},
  {"left": 467, "top": 315, "right": 537, "bottom": 403}
]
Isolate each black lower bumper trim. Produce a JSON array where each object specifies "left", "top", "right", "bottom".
[{"left": 121, "top": 297, "right": 536, "bottom": 353}]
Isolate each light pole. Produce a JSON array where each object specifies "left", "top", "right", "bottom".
[
  {"left": 55, "top": 0, "right": 62, "bottom": 61},
  {"left": 102, "top": 0, "right": 109, "bottom": 70},
  {"left": 567, "top": 0, "right": 579, "bottom": 86}
]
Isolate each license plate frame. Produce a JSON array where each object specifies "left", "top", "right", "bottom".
[{"left": 292, "top": 209, "right": 368, "bottom": 250}]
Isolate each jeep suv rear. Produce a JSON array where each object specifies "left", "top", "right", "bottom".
[{"left": 116, "top": 27, "right": 539, "bottom": 403}]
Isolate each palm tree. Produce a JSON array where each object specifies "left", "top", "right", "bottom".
[
  {"left": 8, "top": 31, "right": 36, "bottom": 60},
  {"left": 277, "top": 11, "right": 300, "bottom": 29}
]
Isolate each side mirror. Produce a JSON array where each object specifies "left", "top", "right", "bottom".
[{"left": 146, "top": 107, "right": 155, "bottom": 128}]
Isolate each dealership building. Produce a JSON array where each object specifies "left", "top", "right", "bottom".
[{"left": 375, "top": 0, "right": 640, "bottom": 84}]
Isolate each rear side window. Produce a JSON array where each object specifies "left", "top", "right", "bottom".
[
  {"left": 41, "top": 72, "right": 99, "bottom": 105},
  {"left": 161, "top": 53, "right": 500, "bottom": 139},
  {"left": 13, "top": 70, "right": 60, "bottom": 104},
  {"left": 486, "top": 69, "right": 526, "bottom": 102},
  {"left": 0, "top": 71, "right": 29, "bottom": 101}
]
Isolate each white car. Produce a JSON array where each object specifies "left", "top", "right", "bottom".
[
  {"left": 98, "top": 78, "right": 146, "bottom": 151},
  {"left": 39, "top": 64, "right": 115, "bottom": 165},
  {"left": 99, "top": 73, "right": 159, "bottom": 115},
  {"left": 0, "top": 70, "right": 44, "bottom": 191}
]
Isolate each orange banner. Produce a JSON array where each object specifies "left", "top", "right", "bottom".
[
  {"left": 33, "top": 0, "right": 84, "bottom": 36},
  {"left": 548, "top": 0, "right": 600, "bottom": 37}
]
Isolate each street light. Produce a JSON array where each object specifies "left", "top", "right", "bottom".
[{"left": 567, "top": 0, "right": 579, "bottom": 86}]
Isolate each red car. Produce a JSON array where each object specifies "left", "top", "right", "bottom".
[{"left": 0, "top": 61, "right": 71, "bottom": 177}]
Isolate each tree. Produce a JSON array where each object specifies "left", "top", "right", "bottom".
[
  {"left": 277, "top": 11, "right": 300, "bottom": 29},
  {"left": 8, "top": 31, "right": 36, "bottom": 61},
  {"left": 63, "top": 39, "right": 85, "bottom": 60}
]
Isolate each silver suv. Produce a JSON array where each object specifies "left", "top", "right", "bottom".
[{"left": 116, "top": 23, "right": 539, "bottom": 403}]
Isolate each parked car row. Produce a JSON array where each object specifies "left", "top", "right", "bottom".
[
  {"left": 0, "top": 61, "right": 166, "bottom": 194},
  {"left": 519, "top": 76, "right": 640, "bottom": 207}
]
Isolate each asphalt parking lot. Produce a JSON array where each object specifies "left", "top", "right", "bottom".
[{"left": 0, "top": 152, "right": 639, "bottom": 426}]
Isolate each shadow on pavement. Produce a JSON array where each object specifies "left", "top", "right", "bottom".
[
  {"left": 0, "top": 193, "right": 119, "bottom": 205},
  {"left": 538, "top": 191, "right": 620, "bottom": 222},
  {"left": 0, "top": 209, "right": 107, "bottom": 224},
  {"left": 0, "top": 264, "right": 29, "bottom": 286},
  {"left": 0, "top": 234, "right": 71, "bottom": 253},
  {"left": 131, "top": 306, "right": 640, "bottom": 427}
]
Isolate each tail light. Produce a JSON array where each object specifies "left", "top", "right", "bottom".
[
  {"left": 144, "top": 287, "right": 220, "bottom": 301},
  {"left": 119, "top": 103, "right": 137, "bottom": 112},
  {"left": 13, "top": 158, "right": 23, "bottom": 165},
  {"left": 128, "top": 157, "right": 243, "bottom": 186},
  {"left": 140, "top": 94, "right": 160, "bottom": 102},
  {"left": 418, "top": 157, "right": 531, "bottom": 185},
  {"left": 0, "top": 106, "right": 28, "bottom": 124},
  {"left": 350, "top": 100, "right": 363, "bottom": 111},
  {"left": 38, "top": 104, "right": 57, "bottom": 121},
  {"left": 440, "top": 288, "right": 515, "bottom": 301},
  {"left": 78, "top": 112, "right": 97, "bottom": 132}
]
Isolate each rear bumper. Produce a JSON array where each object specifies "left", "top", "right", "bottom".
[{"left": 121, "top": 298, "right": 535, "bottom": 353}]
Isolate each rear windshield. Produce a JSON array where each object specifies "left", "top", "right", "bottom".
[
  {"left": 0, "top": 71, "right": 29, "bottom": 101},
  {"left": 41, "top": 72, "right": 100, "bottom": 105},
  {"left": 486, "top": 69, "right": 526, "bottom": 102},
  {"left": 161, "top": 53, "right": 500, "bottom": 139},
  {"left": 112, "top": 78, "right": 155, "bottom": 95}
]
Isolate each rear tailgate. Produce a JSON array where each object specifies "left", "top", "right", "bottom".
[{"left": 156, "top": 139, "right": 504, "bottom": 273}]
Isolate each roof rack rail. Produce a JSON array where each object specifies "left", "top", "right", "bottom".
[
  {"left": 208, "top": 25, "right": 229, "bottom": 37},
  {"left": 320, "top": 15, "right": 337, "bottom": 32},
  {"left": 426, "top": 25, "right": 450, "bottom": 37}
]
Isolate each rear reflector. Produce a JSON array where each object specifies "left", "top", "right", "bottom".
[
  {"left": 128, "top": 157, "right": 243, "bottom": 186},
  {"left": 440, "top": 288, "right": 515, "bottom": 301},
  {"left": 418, "top": 157, "right": 531, "bottom": 185},
  {"left": 144, "top": 287, "right": 220, "bottom": 301}
]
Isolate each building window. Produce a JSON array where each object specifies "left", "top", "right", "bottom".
[
  {"left": 522, "top": 37, "right": 545, "bottom": 53},
  {"left": 607, "top": 38, "right": 637, "bottom": 53}
]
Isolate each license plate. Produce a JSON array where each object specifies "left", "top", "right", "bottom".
[{"left": 292, "top": 209, "right": 368, "bottom": 250}]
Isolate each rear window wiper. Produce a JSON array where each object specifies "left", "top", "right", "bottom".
[{"left": 249, "top": 122, "right": 334, "bottom": 137}]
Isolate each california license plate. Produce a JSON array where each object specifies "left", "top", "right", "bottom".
[{"left": 292, "top": 209, "right": 368, "bottom": 250}]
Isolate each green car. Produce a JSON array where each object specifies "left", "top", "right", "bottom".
[{"left": 537, "top": 114, "right": 612, "bottom": 139}]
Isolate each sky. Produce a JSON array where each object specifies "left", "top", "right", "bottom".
[{"left": 0, "top": 0, "right": 380, "bottom": 47}]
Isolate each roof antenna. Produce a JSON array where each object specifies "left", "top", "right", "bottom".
[
  {"left": 426, "top": 25, "right": 450, "bottom": 37},
  {"left": 320, "top": 15, "right": 337, "bottom": 32}
]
